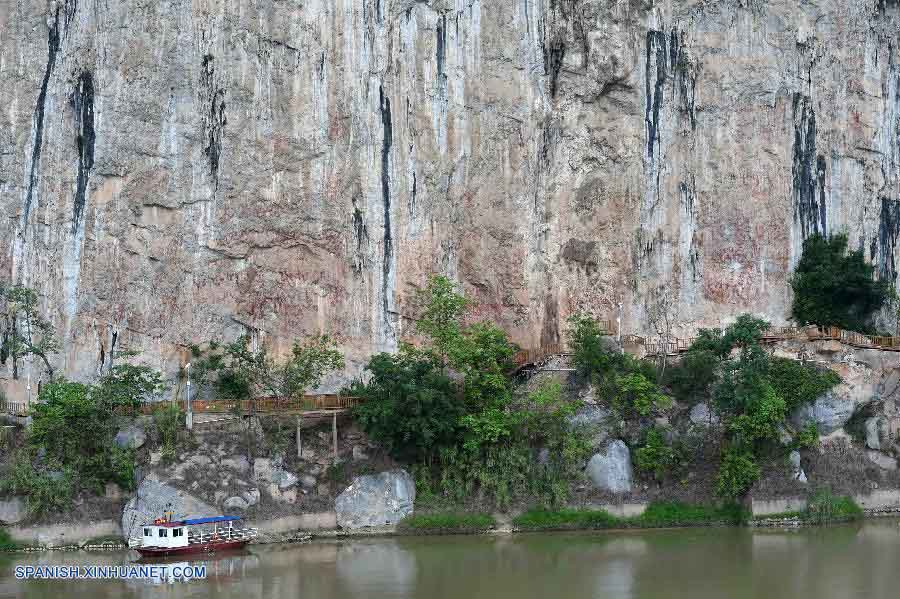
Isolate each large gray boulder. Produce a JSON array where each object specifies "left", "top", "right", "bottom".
[
  {"left": 689, "top": 403, "right": 720, "bottom": 427},
  {"left": 335, "top": 469, "right": 415, "bottom": 529},
  {"left": 587, "top": 440, "right": 632, "bottom": 494},
  {"left": 121, "top": 474, "right": 215, "bottom": 543},
  {"left": 791, "top": 390, "right": 855, "bottom": 434},
  {"left": 114, "top": 424, "right": 146, "bottom": 450},
  {"left": 0, "top": 497, "right": 27, "bottom": 524},
  {"left": 568, "top": 404, "right": 609, "bottom": 428},
  {"left": 866, "top": 417, "right": 882, "bottom": 450},
  {"left": 789, "top": 450, "right": 807, "bottom": 484}
]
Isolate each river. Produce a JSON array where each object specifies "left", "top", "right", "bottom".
[{"left": 2, "top": 520, "right": 900, "bottom": 598}]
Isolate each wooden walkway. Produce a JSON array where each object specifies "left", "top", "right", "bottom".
[
  {"left": 1, "top": 394, "right": 363, "bottom": 418},
  {"left": 640, "top": 325, "right": 900, "bottom": 357},
  {"left": 6, "top": 320, "right": 900, "bottom": 417}
]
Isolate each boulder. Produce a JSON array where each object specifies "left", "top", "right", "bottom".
[
  {"left": 586, "top": 440, "right": 633, "bottom": 494},
  {"left": 867, "top": 450, "right": 898, "bottom": 471},
  {"left": 223, "top": 496, "right": 249, "bottom": 511},
  {"left": 242, "top": 488, "right": 261, "bottom": 507},
  {"left": 299, "top": 474, "right": 317, "bottom": 490},
  {"left": 789, "top": 450, "right": 808, "bottom": 484},
  {"left": 114, "top": 424, "right": 147, "bottom": 450},
  {"left": 335, "top": 469, "right": 416, "bottom": 529},
  {"left": 689, "top": 403, "right": 720, "bottom": 427},
  {"left": 352, "top": 445, "right": 368, "bottom": 460},
  {"left": 791, "top": 390, "right": 855, "bottom": 434},
  {"left": 222, "top": 456, "right": 251, "bottom": 475},
  {"left": 0, "top": 497, "right": 27, "bottom": 524},
  {"left": 275, "top": 470, "right": 298, "bottom": 490},
  {"left": 866, "top": 417, "right": 881, "bottom": 451},
  {"left": 121, "top": 474, "right": 215, "bottom": 542},
  {"left": 568, "top": 404, "right": 609, "bottom": 428},
  {"left": 254, "top": 458, "right": 275, "bottom": 481}
]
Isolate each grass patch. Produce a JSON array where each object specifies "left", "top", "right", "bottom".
[
  {"left": 513, "top": 508, "right": 621, "bottom": 531},
  {"left": 804, "top": 490, "right": 863, "bottom": 524},
  {"left": 0, "top": 528, "right": 19, "bottom": 551},
  {"left": 637, "top": 501, "right": 748, "bottom": 527},
  {"left": 513, "top": 502, "right": 749, "bottom": 532},
  {"left": 399, "top": 513, "right": 495, "bottom": 531}
]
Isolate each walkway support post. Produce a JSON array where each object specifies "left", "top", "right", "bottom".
[
  {"left": 332, "top": 411, "right": 338, "bottom": 463},
  {"left": 296, "top": 416, "right": 303, "bottom": 459},
  {"left": 185, "top": 362, "right": 193, "bottom": 431}
]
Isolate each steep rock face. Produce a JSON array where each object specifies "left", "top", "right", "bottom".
[{"left": 2, "top": 1, "right": 900, "bottom": 394}]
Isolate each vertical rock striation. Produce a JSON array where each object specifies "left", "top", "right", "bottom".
[{"left": 1, "top": 1, "right": 900, "bottom": 394}]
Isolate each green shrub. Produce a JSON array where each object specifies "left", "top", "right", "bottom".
[
  {"left": 716, "top": 448, "right": 760, "bottom": 499},
  {"left": 793, "top": 424, "right": 820, "bottom": 450},
  {"left": 634, "top": 427, "right": 677, "bottom": 481},
  {"left": 805, "top": 489, "right": 863, "bottom": 524},
  {"left": 663, "top": 349, "right": 721, "bottom": 404},
  {"left": 399, "top": 513, "right": 495, "bottom": 530},
  {"left": 152, "top": 403, "right": 183, "bottom": 462},
  {"left": 638, "top": 501, "right": 748, "bottom": 526},
  {"left": 0, "top": 528, "right": 18, "bottom": 551},
  {"left": 612, "top": 372, "right": 671, "bottom": 418},
  {"left": 791, "top": 233, "right": 891, "bottom": 332},
  {"left": 767, "top": 358, "right": 840, "bottom": 411},
  {"left": 0, "top": 453, "right": 73, "bottom": 516},
  {"left": 513, "top": 508, "right": 621, "bottom": 531},
  {"left": 351, "top": 346, "right": 462, "bottom": 462}
]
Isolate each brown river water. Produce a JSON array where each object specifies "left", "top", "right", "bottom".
[{"left": 2, "top": 520, "right": 900, "bottom": 598}]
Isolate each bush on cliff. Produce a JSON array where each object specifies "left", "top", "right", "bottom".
[
  {"left": 791, "top": 233, "right": 890, "bottom": 332},
  {"left": 350, "top": 346, "right": 462, "bottom": 463},
  {"left": 0, "top": 375, "right": 156, "bottom": 516}
]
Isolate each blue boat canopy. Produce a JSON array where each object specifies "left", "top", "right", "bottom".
[{"left": 181, "top": 516, "right": 242, "bottom": 525}]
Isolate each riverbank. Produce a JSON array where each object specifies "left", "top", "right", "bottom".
[{"left": 6, "top": 497, "right": 900, "bottom": 553}]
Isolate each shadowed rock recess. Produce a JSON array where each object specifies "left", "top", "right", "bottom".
[{"left": 3, "top": 1, "right": 900, "bottom": 392}]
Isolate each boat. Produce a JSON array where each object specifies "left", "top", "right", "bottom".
[{"left": 128, "top": 513, "right": 257, "bottom": 557}]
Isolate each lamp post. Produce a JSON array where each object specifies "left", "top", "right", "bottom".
[
  {"left": 185, "top": 362, "right": 193, "bottom": 431},
  {"left": 616, "top": 301, "right": 623, "bottom": 344}
]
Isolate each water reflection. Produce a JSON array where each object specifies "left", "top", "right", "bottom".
[{"left": 2, "top": 520, "right": 900, "bottom": 598}]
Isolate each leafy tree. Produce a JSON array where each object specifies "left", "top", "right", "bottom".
[
  {"left": 0, "top": 285, "right": 58, "bottom": 379},
  {"left": 767, "top": 357, "right": 841, "bottom": 412},
  {"left": 716, "top": 447, "right": 760, "bottom": 499},
  {"left": 25, "top": 380, "right": 136, "bottom": 495},
  {"left": 662, "top": 348, "right": 720, "bottom": 405},
  {"left": 634, "top": 427, "right": 677, "bottom": 481},
  {"left": 220, "top": 334, "right": 345, "bottom": 403},
  {"left": 93, "top": 364, "right": 164, "bottom": 413},
  {"left": 727, "top": 384, "right": 787, "bottom": 448},
  {"left": 351, "top": 346, "right": 462, "bottom": 462},
  {"left": 415, "top": 275, "right": 470, "bottom": 372},
  {"left": 569, "top": 314, "right": 615, "bottom": 379},
  {"left": 451, "top": 322, "right": 518, "bottom": 411},
  {"left": 612, "top": 372, "right": 671, "bottom": 418},
  {"left": 791, "top": 233, "right": 891, "bottom": 331}
]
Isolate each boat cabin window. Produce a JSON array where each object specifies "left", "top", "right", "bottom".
[
  {"left": 173, "top": 528, "right": 183, "bottom": 537},
  {"left": 159, "top": 529, "right": 168, "bottom": 537},
  {"left": 144, "top": 528, "right": 151, "bottom": 537}
]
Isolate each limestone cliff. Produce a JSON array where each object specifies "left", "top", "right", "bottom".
[{"left": 2, "top": 0, "right": 900, "bottom": 394}]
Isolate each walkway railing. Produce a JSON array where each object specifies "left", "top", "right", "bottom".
[{"left": 0, "top": 398, "right": 28, "bottom": 416}]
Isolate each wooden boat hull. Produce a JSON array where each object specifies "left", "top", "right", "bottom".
[{"left": 135, "top": 538, "right": 249, "bottom": 558}]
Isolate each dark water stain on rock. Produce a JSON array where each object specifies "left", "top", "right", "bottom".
[
  {"left": 792, "top": 93, "right": 827, "bottom": 241},
  {"left": 70, "top": 71, "right": 95, "bottom": 235},
  {"left": 379, "top": 84, "right": 394, "bottom": 334},
  {"left": 878, "top": 197, "right": 900, "bottom": 282}
]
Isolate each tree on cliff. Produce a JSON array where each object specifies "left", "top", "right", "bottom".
[
  {"left": 791, "top": 233, "right": 890, "bottom": 332},
  {"left": 0, "top": 284, "right": 58, "bottom": 380},
  {"left": 413, "top": 274, "right": 470, "bottom": 373}
]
